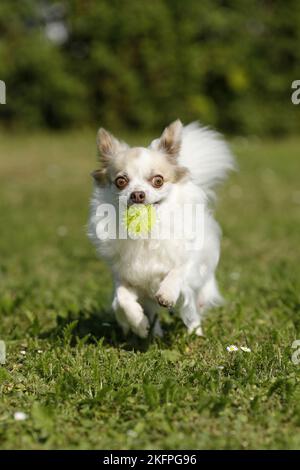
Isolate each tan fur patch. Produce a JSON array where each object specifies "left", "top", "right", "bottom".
[
  {"left": 173, "top": 165, "right": 189, "bottom": 182},
  {"left": 91, "top": 168, "right": 108, "bottom": 186},
  {"left": 147, "top": 151, "right": 189, "bottom": 184},
  {"left": 107, "top": 147, "right": 144, "bottom": 176}
]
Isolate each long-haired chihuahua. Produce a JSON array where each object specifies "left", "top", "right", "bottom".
[{"left": 88, "top": 120, "right": 234, "bottom": 338}]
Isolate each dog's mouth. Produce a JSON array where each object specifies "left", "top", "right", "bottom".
[
  {"left": 153, "top": 199, "right": 165, "bottom": 207},
  {"left": 126, "top": 198, "right": 165, "bottom": 207}
]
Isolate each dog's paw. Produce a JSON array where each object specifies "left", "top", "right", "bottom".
[
  {"left": 132, "top": 315, "right": 150, "bottom": 338},
  {"left": 155, "top": 287, "right": 176, "bottom": 309},
  {"left": 155, "top": 293, "right": 174, "bottom": 309},
  {"left": 188, "top": 325, "right": 203, "bottom": 337}
]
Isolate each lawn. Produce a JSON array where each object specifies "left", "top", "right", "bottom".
[{"left": 0, "top": 130, "right": 299, "bottom": 449}]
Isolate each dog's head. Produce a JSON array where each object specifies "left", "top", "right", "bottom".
[{"left": 92, "top": 120, "right": 188, "bottom": 205}]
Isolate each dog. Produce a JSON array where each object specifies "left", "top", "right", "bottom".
[{"left": 88, "top": 120, "right": 234, "bottom": 338}]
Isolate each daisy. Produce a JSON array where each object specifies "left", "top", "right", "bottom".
[
  {"left": 226, "top": 345, "right": 238, "bottom": 352},
  {"left": 14, "top": 411, "right": 28, "bottom": 421}
]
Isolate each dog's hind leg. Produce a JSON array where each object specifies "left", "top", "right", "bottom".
[
  {"left": 179, "top": 275, "right": 223, "bottom": 337},
  {"left": 113, "top": 285, "right": 150, "bottom": 338},
  {"left": 179, "top": 287, "right": 203, "bottom": 336},
  {"left": 197, "top": 275, "right": 223, "bottom": 310}
]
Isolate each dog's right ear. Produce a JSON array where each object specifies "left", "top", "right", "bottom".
[{"left": 97, "top": 127, "right": 128, "bottom": 166}]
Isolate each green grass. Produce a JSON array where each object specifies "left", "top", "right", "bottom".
[{"left": 0, "top": 131, "right": 300, "bottom": 449}]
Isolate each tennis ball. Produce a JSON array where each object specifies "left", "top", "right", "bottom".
[{"left": 124, "top": 204, "right": 156, "bottom": 237}]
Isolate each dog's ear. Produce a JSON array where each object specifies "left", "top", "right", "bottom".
[
  {"left": 97, "top": 127, "right": 128, "bottom": 166},
  {"left": 157, "top": 119, "right": 183, "bottom": 158}
]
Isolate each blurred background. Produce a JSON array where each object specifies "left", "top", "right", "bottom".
[
  {"left": 0, "top": 0, "right": 299, "bottom": 135},
  {"left": 1, "top": 1, "right": 300, "bottom": 450}
]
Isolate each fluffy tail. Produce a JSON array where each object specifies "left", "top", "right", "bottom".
[{"left": 178, "top": 122, "right": 235, "bottom": 194}]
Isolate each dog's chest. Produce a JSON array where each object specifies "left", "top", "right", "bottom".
[{"left": 114, "top": 238, "right": 182, "bottom": 294}]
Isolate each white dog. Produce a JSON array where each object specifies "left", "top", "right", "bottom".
[{"left": 88, "top": 120, "right": 234, "bottom": 338}]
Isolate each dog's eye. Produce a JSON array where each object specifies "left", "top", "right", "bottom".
[
  {"left": 151, "top": 175, "right": 164, "bottom": 188},
  {"left": 115, "top": 176, "right": 128, "bottom": 189}
]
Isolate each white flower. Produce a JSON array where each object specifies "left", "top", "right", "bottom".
[
  {"left": 240, "top": 346, "right": 251, "bottom": 353},
  {"left": 20, "top": 350, "right": 26, "bottom": 355},
  {"left": 37, "top": 350, "right": 43, "bottom": 354},
  {"left": 14, "top": 411, "right": 28, "bottom": 421},
  {"left": 226, "top": 345, "right": 238, "bottom": 352}
]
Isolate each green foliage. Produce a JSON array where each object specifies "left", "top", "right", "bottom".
[
  {"left": 0, "top": 132, "right": 300, "bottom": 448},
  {"left": 0, "top": 0, "right": 299, "bottom": 134},
  {"left": 0, "top": 1, "right": 87, "bottom": 128}
]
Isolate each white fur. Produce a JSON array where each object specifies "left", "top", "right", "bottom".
[{"left": 88, "top": 121, "right": 234, "bottom": 337}]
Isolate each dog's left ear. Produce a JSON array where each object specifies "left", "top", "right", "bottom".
[{"left": 157, "top": 119, "right": 183, "bottom": 158}]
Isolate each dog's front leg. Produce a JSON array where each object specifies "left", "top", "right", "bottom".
[
  {"left": 143, "top": 298, "right": 164, "bottom": 337},
  {"left": 113, "top": 285, "right": 149, "bottom": 338},
  {"left": 155, "top": 268, "right": 181, "bottom": 309}
]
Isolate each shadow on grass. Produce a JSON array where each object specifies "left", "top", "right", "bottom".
[{"left": 40, "top": 308, "right": 178, "bottom": 352}]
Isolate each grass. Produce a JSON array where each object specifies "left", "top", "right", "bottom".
[{"left": 0, "top": 130, "right": 300, "bottom": 449}]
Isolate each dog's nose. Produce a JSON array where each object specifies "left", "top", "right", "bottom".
[{"left": 130, "top": 191, "right": 146, "bottom": 204}]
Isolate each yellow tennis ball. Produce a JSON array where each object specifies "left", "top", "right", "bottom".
[{"left": 124, "top": 204, "right": 156, "bottom": 237}]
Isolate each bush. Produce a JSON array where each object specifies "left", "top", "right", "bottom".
[{"left": 0, "top": 0, "right": 299, "bottom": 135}]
